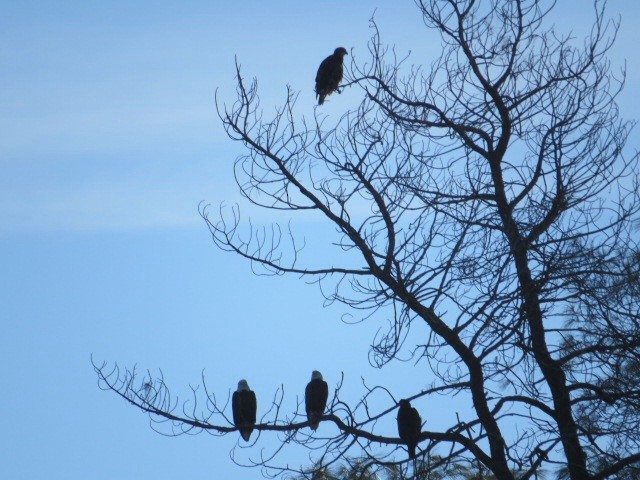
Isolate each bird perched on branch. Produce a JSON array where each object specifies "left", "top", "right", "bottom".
[
  {"left": 315, "top": 47, "right": 348, "bottom": 105},
  {"left": 232, "top": 379, "right": 257, "bottom": 442},
  {"left": 305, "top": 370, "right": 329, "bottom": 430},
  {"left": 397, "top": 399, "right": 422, "bottom": 459}
]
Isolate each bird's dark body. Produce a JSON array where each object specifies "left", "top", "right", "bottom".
[
  {"left": 315, "top": 47, "right": 348, "bottom": 105},
  {"left": 397, "top": 399, "right": 421, "bottom": 459},
  {"left": 305, "top": 378, "right": 329, "bottom": 430},
  {"left": 232, "top": 389, "right": 257, "bottom": 442}
]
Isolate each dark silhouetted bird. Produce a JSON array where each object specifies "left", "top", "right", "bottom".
[
  {"left": 397, "top": 399, "right": 421, "bottom": 459},
  {"left": 305, "top": 370, "right": 329, "bottom": 430},
  {"left": 315, "top": 47, "right": 348, "bottom": 105},
  {"left": 232, "top": 379, "right": 257, "bottom": 442}
]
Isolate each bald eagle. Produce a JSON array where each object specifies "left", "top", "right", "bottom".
[
  {"left": 315, "top": 47, "right": 348, "bottom": 105},
  {"left": 305, "top": 371, "right": 329, "bottom": 430},
  {"left": 397, "top": 399, "right": 421, "bottom": 459},
  {"left": 232, "top": 379, "right": 257, "bottom": 442}
]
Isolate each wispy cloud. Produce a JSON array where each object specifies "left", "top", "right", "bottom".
[
  {"left": 0, "top": 105, "right": 219, "bottom": 158},
  {"left": 0, "top": 175, "right": 213, "bottom": 234}
]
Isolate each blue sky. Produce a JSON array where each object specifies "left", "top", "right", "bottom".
[{"left": 1, "top": 1, "right": 639, "bottom": 479}]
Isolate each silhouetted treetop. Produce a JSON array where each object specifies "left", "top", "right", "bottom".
[{"left": 97, "top": 2, "right": 640, "bottom": 479}]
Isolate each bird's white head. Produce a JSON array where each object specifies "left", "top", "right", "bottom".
[
  {"left": 311, "top": 370, "right": 323, "bottom": 381},
  {"left": 334, "top": 47, "right": 348, "bottom": 57},
  {"left": 237, "top": 379, "right": 250, "bottom": 391}
]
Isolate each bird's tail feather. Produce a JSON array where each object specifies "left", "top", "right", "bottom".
[
  {"left": 408, "top": 445, "right": 416, "bottom": 459},
  {"left": 309, "top": 413, "right": 321, "bottom": 430}
]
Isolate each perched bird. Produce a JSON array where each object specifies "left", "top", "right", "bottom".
[
  {"left": 232, "top": 379, "right": 257, "bottom": 442},
  {"left": 305, "top": 370, "right": 329, "bottom": 430},
  {"left": 397, "top": 399, "right": 422, "bottom": 459},
  {"left": 315, "top": 47, "right": 348, "bottom": 105}
]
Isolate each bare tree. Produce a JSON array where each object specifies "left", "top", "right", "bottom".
[
  {"left": 95, "top": 1, "right": 640, "bottom": 479},
  {"left": 296, "top": 454, "right": 496, "bottom": 480}
]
